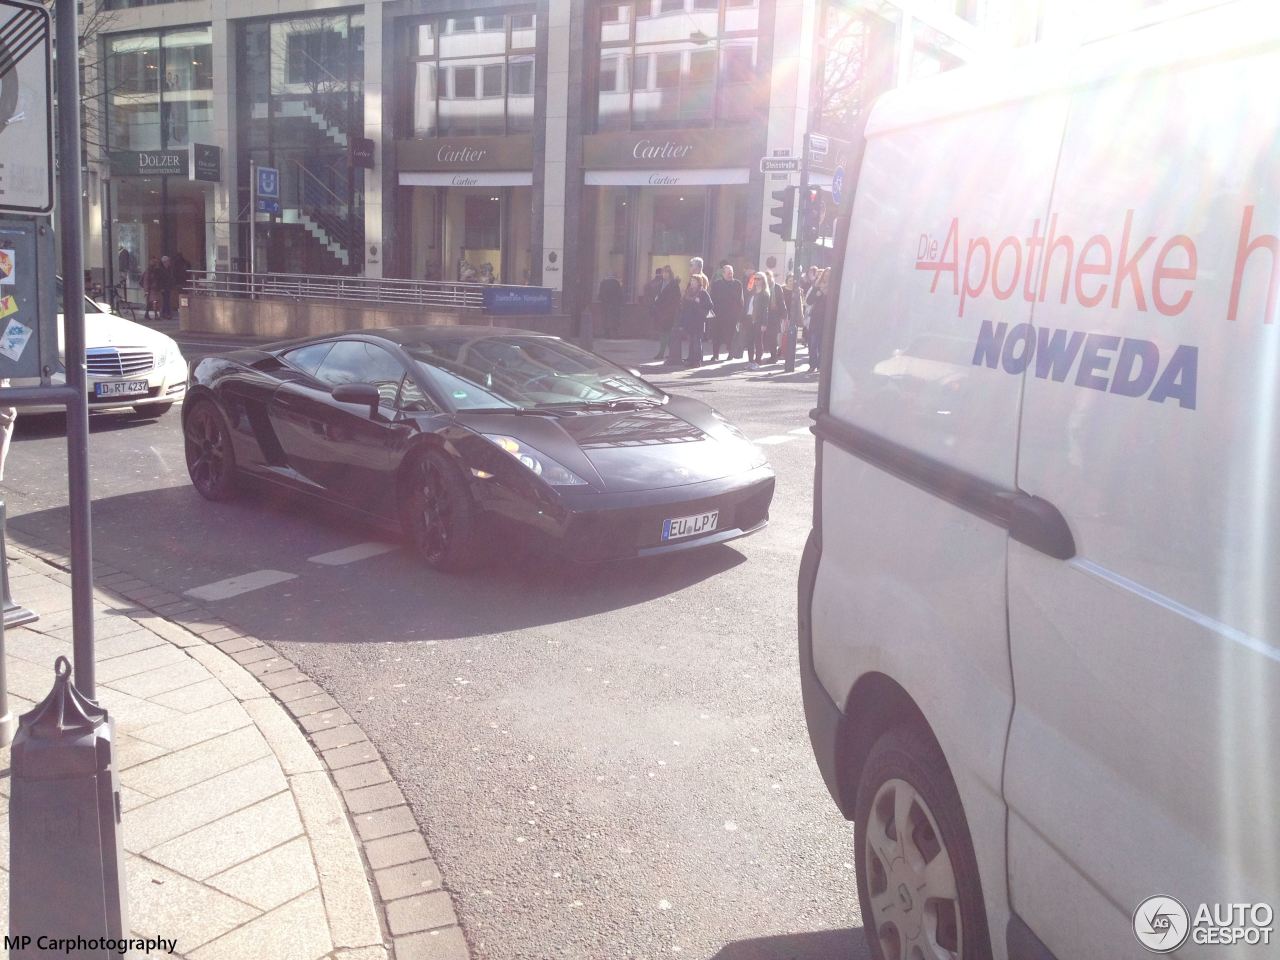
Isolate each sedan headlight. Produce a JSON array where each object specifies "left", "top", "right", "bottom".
[
  {"left": 159, "top": 338, "right": 184, "bottom": 369},
  {"left": 483, "top": 434, "right": 587, "bottom": 486}
]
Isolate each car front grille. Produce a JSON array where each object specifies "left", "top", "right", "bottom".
[{"left": 87, "top": 348, "right": 154, "bottom": 378}]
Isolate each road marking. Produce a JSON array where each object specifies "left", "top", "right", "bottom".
[
  {"left": 307, "top": 542, "right": 398, "bottom": 566},
  {"left": 755, "top": 435, "right": 796, "bottom": 445},
  {"left": 185, "top": 569, "right": 297, "bottom": 602},
  {"left": 789, "top": 427, "right": 811, "bottom": 435}
]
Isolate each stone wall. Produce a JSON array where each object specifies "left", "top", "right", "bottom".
[{"left": 183, "top": 296, "right": 572, "bottom": 340}]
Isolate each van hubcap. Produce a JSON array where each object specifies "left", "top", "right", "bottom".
[{"left": 865, "top": 778, "right": 962, "bottom": 960}]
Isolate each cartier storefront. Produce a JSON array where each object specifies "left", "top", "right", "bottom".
[
  {"left": 580, "top": 128, "right": 763, "bottom": 304},
  {"left": 394, "top": 136, "right": 535, "bottom": 284}
]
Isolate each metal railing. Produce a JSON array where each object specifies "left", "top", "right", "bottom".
[{"left": 188, "top": 270, "right": 488, "bottom": 310}]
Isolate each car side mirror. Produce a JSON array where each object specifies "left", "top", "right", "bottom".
[{"left": 332, "top": 382, "right": 381, "bottom": 415}]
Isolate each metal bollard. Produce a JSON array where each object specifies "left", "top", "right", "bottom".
[
  {"left": 1, "top": 500, "right": 38, "bottom": 629},
  {"left": 9, "top": 656, "right": 129, "bottom": 958},
  {"left": 0, "top": 499, "right": 36, "bottom": 749}
]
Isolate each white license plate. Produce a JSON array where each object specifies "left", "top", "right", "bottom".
[
  {"left": 662, "top": 510, "right": 719, "bottom": 541},
  {"left": 95, "top": 380, "right": 149, "bottom": 398}
]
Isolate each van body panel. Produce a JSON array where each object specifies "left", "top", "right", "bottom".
[
  {"left": 1006, "top": 21, "right": 1280, "bottom": 957},
  {"left": 806, "top": 4, "right": 1278, "bottom": 958},
  {"left": 812, "top": 77, "right": 1070, "bottom": 959}
]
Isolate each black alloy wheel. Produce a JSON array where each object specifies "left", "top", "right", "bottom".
[
  {"left": 184, "top": 400, "right": 239, "bottom": 501},
  {"left": 401, "top": 449, "right": 482, "bottom": 572}
]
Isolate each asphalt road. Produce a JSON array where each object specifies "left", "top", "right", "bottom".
[{"left": 2, "top": 342, "right": 865, "bottom": 960}]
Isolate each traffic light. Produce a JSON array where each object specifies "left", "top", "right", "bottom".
[
  {"left": 800, "top": 188, "right": 822, "bottom": 242},
  {"left": 768, "top": 186, "right": 796, "bottom": 241}
]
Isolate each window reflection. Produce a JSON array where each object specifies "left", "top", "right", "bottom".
[
  {"left": 108, "top": 27, "right": 213, "bottom": 151},
  {"left": 407, "top": 12, "right": 539, "bottom": 137},
  {"left": 594, "top": 0, "right": 763, "bottom": 131}
]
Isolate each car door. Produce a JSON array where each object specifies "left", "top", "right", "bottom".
[
  {"left": 1004, "top": 12, "right": 1280, "bottom": 958},
  {"left": 270, "top": 339, "right": 405, "bottom": 511}
]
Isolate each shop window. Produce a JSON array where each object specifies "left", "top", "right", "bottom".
[
  {"left": 651, "top": 195, "right": 705, "bottom": 254},
  {"left": 464, "top": 198, "right": 502, "bottom": 250}
]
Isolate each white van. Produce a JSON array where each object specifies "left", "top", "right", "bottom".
[{"left": 799, "top": 4, "right": 1279, "bottom": 959}]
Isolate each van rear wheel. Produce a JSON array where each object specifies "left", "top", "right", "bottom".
[{"left": 854, "top": 725, "right": 991, "bottom": 960}]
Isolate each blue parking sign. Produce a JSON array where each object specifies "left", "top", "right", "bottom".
[{"left": 257, "top": 166, "right": 280, "bottom": 200}]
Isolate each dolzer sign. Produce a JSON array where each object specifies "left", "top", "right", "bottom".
[{"left": 0, "top": 0, "right": 53, "bottom": 214}]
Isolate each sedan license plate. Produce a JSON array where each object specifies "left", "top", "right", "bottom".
[
  {"left": 662, "top": 510, "right": 719, "bottom": 542},
  {"left": 95, "top": 380, "right": 148, "bottom": 398}
]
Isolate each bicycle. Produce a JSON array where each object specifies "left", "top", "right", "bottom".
[{"left": 109, "top": 279, "right": 139, "bottom": 322}]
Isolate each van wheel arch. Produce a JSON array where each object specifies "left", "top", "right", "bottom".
[{"left": 835, "top": 672, "right": 940, "bottom": 820}]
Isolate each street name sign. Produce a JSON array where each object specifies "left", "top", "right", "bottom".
[
  {"left": 760, "top": 157, "right": 801, "bottom": 174},
  {"left": 0, "top": 0, "right": 53, "bottom": 214}
]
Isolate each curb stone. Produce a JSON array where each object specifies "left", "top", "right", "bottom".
[{"left": 9, "top": 539, "right": 471, "bottom": 960}]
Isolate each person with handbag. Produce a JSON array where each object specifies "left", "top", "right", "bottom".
[
  {"left": 677, "top": 274, "right": 714, "bottom": 368},
  {"left": 745, "top": 272, "right": 771, "bottom": 370}
]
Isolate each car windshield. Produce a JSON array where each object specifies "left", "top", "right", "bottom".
[
  {"left": 407, "top": 336, "right": 664, "bottom": 410},
  {"left": 55, "top": 278, "right": 109, "bottom": 317}
]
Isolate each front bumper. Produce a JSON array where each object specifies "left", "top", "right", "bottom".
[
  {"left": 10, "top": 364, "right": 188, "bottom": 414},
  {"left": 479, "top": 465, "right": 776, "bottom": 562}
]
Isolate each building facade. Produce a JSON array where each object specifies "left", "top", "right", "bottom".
[
  {"left": 90, "top": 0, "right": 842, "bottom": 317},
  {"left": 88, "top": 0, "right": 1185, "bottom": 313}
]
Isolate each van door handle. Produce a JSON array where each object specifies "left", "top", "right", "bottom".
[{"left": 1008, "top": 494, "right": 1075, "bottom": 560}]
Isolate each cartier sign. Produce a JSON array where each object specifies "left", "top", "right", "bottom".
[
  {"left": 397, "top": 136, "right": 533, "bottom": 173},
  {"left": 583, "top": 129, "right": 760, "bottom": 170}
]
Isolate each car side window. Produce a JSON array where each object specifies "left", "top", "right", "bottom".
[
  {"left": 282, "top": 342, "right": 335, "bottom": 376},
  {"left": 397, "top": 374, "right": 437, "bottom": 413},
  {"left": 314, "top": 341, "right": 405, "bottom": 409}
]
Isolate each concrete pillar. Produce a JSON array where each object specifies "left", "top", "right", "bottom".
[
  {"left": 539, "top": 0, "right": 572, "bottom": 293},
  {"left": 757, "top": 0, "right": 818, "bottom": 274},
  {"left": 210, "top": 1, "right": 237, "bottom": 272},
  {"left": 362, "top": 1, "right": 384, "bottom": 278}
]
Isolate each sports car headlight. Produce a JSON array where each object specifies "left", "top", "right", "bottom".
[
  {"left": 483, "top": 434, "right": 587, "bottom": 486},
  {"left": 712, "top": 411, "right": 767, "bottom": 468}
]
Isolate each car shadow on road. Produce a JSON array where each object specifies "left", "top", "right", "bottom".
[
  {"left": 13, "top": 409, "right": 173, "bottom": 439},
  {"left": 7, "top": 481, "right": 750, "bottom": 643},
  {"left": 711, "top": 928, "right": 866, "bottom": 960}
]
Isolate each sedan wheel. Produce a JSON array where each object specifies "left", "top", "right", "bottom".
[
  {"left": 855, "top": 726, "right": 991, "bottom": 960},
  {"left": 184, "top": 400, "right": 239, "bottom": 501},
  {"left": 401, "top": 450, "right": 482, "bottom": 572}
]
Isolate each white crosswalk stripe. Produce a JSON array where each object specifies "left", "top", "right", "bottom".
[
  {"left": 185, "top": 570, "right": 298, "bottom": 602},
  {"left": 307, "top": 542, "right": 398, "bottom": 566}
]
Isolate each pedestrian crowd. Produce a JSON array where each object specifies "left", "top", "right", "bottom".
[
  {"left": 117, "top": 246, "right": 191, "bottom": 322},
  {"left": 627, "top": 257, "right": 831, "bottom": 373}
]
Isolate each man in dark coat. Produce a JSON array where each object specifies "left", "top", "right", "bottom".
[
  {"left": 708, "top": 263, "right": 744, "bottom": 361},
  {"left": 653, "top": 266, "right": 682, "bottom": 361},
  {"left": 597, "top": 274, "right": 624, "bottom": 338}
]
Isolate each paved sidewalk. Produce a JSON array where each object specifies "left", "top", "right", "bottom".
[{"left": 0, "top": 547, "right": 462, "bottom": 960}]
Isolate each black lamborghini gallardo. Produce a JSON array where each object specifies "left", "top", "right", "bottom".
[{"left": 183, "top": 326, "right": 774, "bottom": 571}]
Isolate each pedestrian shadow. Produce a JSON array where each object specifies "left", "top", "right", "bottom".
[{"left": 711, "top": 928, "right": 866, "bottom": 960}]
